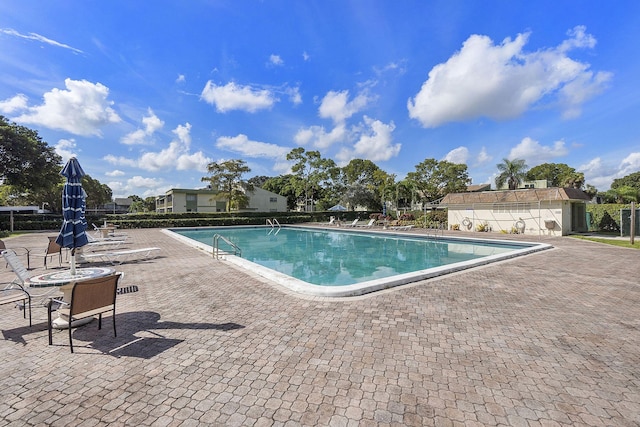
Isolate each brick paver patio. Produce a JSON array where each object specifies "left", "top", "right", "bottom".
[{"left": 0, "top": 227, "right": 638, "bottom": 426}]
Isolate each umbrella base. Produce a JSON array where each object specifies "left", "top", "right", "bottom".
[{"left": 51, "top": 315, "right": 93, "bottom": 329}]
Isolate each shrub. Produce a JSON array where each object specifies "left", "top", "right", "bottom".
[{"left": 476, "top": 222, "right": 489, "bottom": 232}]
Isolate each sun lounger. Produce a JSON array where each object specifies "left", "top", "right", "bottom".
[
  {"left": 78, "top": 247, "right": 161, "bottom": 265},
  {"left": 355, "top": 219, "right": 376, "bottom": 228},
  {"left": 388, "top": 224, "right": 414, "bottom": 231},
  {"left": 343, "top": 219, "right": 359, "bottom": 227},
  {"left": 85, "top": 235, "right": 127, "bottom": 251}
]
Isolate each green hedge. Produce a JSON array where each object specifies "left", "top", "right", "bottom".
[
  {"left": 0, "top": 211, "right": 335, "bottom": 232},
  {"left": 586, "top": 204, "right": 629, "bottom": 232}
]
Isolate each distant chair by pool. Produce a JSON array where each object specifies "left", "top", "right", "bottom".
[
  {"left": 355, "top": 219, "right": 376, "bottom": 228},
  {"left": 344, "top": 219, "right": 359, "bottom": 227}
]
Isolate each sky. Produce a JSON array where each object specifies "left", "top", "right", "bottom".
[{"left": 1, "top": 1, "right": 639, "bottom": 199}]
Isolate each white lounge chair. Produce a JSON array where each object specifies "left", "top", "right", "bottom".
[
  {"left": 85, "top": 234, "right": 127, "bottom": 250},
  {"left": 344, "top": 219, "right": 359, "bottom": 227},
  {"left": 92, "top": 223, "right": 128, "bottom": 239},
  {"left": 1, "top": 250, "right": 32, "bottom": 326},
  {"left": 78, "top": 247, "right": 161, "bottom": 265},
  {"left": 388, "top": 224, "right": 414, "bottom": 231},
  {"left": 355, "top": 219, "right": 376, "bottom": 228}
]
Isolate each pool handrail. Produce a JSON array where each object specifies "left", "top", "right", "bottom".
[{"left": 213, "top": 234, "right": 241, "bottom": 259}]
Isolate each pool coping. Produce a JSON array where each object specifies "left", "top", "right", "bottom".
[{"left": 161, "top": 226, "right": 553, "bottom": 297}]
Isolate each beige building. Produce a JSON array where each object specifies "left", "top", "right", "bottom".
[
  {"left": 156, "top": 187, "right": 287, "bottom": 213},
  {"left": 440, "top": 187, "right": 591, "bottom": 236}
]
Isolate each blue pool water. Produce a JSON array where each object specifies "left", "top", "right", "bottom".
[{"left": 167, "top": 226, "right": 549, "bottom": 296}]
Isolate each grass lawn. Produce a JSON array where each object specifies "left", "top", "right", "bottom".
[{"left": 570, "top": 234, "right": 639, "bottom": 249}]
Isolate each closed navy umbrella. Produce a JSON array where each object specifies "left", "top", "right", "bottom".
[{"left": 55, "top": 157, "right": 89, "bottom": 275}]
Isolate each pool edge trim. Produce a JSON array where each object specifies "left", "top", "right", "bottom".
[{"left": 161, "top": 226, "right": 553, "bottom": 297}]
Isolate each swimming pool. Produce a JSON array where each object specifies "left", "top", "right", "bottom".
[{"left": 164, "top": 226, "right": 552, "bottom": 297}]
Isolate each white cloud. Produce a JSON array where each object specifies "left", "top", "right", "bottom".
[
  {"left": 216, "top": 134, "right": 292, "bottom": 173},
  {"left": 302, "top": 51, "right": 310, "bottom": 61},
  {"left": 443, "top": 146, "right": 469, "bottom": 164},
  {"left": 579, "top": 157, "right": 618, "bottom": 190},
  {"left": 408, "top": 26, "right": 612, "bottom": 127},
  {"left": 108, "top": 176, "right": 166, "bottom": 199},
  {"left": 104, "top": 155, "right": 138, "bottom": 168},
  {"left": 338, "top": 117, "right": 400, "bottom": 163},
  {"left": 373, "top": 61, "right": 407, "bottom": 76},
  {"left": 319, "top": 90, "right": 371, "bottom": 124},
  {"left": 121, "top": 108, "right": 164, "bottom": 145},
  {"left": 105, "top": 123, "right": 210, "bottom": 172},
  {"left": 294, "top": 124, "right": 348, "bottom": 149},
  {"left": 106, "top": 170, "right": 125, "bottom": 177},
  {"left": 578, "top": 154, "right": 640, "bottom": 191},
  {"left": 0, "top": 28, "right": 83, "bottom": 54},
  {"left": 138, "top": 123, "right": 210, "bottom": 172},
  {"left": 176, "top": 74, "right": 186, "bottom": 83},
  {"left": 269, "top": 54, "right": 284, "bottom": 66},
  {"left": 128, "top": 175, "right": 163, "bottom": 188},
  {"left": 12, "top": 78, "right": 121, "bottom": 136},
  {"left": 286, "top": 86, "right": 302, "bottom": 105},
  {"left": 619, "top": 152, "right": 640, "bottom": 177},
  {"left": 200, "top": 81, "right": 276, "bottom": 113},
  {"left": 476, "top": 147, "right": 493, "bottom": 165},
  {"left": 0, "top": 94, "right": 28, "bottom": 113},
  {"left": 508, "top": 137, "right": 569, "bottom": 165},
  {"left": 54, "top": 138, "right": 79, "bottom": 163}
]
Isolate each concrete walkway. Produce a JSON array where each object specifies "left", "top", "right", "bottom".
[{"left": 0, "top": 228, "right": 638, "bottom": 426}]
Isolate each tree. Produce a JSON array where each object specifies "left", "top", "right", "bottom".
[
  {"left": 263, "top": 175, "right": 298, "bottom": 210},
  {"left": 286, "top": 148, "right": 337, "bottom": 211},
  {"left": 611, "top": 171, "right": 640, "bottom": 191},
  {"left": 561, "top": 172, "right": 585, "bottom": 189},
  {"left": 495, "top": 158, "right": 528, "bottom": 190},
  {"left": 341, "top": 159, "right": 385, "bottom": 210},
  {"left": 82, "top": 175, "right": 113, "bottom": 211},
  {"left": 201, "top": 159, "right": 252, "bottom": 212},
  {"left": 0, "top": 115, "right": 63, "bottom": 208},
  {"left": 407, "top": 159, "right": 470, "bottom": 202},
  {"left": 247, "top": 175, "right": 271, "bottom": 188},
  {"left": 144, "top": 196, "right": 157, "bottom": 212},
  {"left": 605, "top": 185, "right": 639, "bottom": 203},
  {"left": 128, "top": 195, "right": 156, "bottom": 213},
  {"left": 526, "top": 162, "right": 588, "bottom": 189}
]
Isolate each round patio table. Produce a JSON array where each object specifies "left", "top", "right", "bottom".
[
  {"left": 28, "top": 267, "right": 115, "bottom": 287},
  {"left": 28, "top": 267, "right": 115, "bottom": 329}
]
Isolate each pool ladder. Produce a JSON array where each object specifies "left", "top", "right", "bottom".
[
  {"left": 266, "top": 218, "right": 281, "bottom": 235},
  {"left": 212, "top": 234, "right": 241, "bottom": 259}
]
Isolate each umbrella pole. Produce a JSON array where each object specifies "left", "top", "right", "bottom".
[{"left": 70, "top": 249, "right": 76, "bottom": 276}]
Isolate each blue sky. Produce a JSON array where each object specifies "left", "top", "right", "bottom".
[{"left": 1, "top": 1, "right": 639, "bottom": 199}]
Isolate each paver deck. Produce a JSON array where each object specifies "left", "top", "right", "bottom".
[{"left": 0, "top": 227, "right": 638, "bottom": 426}]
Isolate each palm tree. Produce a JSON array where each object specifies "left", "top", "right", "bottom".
[{"left": 495, "top": 158, "right": 528, "bottom": 190}]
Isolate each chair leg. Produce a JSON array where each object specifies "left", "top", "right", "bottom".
[
  {"left": 112, "top": 311, "right": 117, "bottom": 337},
  {"left": 98, "top": 313, "right": 102, "bottom": 330},
  {"left": 24, "top": 295, "right": 31, "bottom": 327},
  {"left": 47, "top": 300, "right": 53, "bottom": 345},
  {"left": 68, "top": 320, "right": 74, "bottom": 353}
]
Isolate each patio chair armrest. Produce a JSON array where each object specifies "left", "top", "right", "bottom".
[{"left": 48, "top": 297, "right": 68, "bottom": 307}]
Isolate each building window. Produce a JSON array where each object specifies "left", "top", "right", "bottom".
[{"left": 269, "top": 197, "right": 278, "bottom": 203}]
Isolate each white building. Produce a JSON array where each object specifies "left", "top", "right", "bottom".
[
  {"left": 156, "top": 187, "right": 287, "bottom": 213},
  {"left": 440, "top": 187, "right": 591, "bottom": 236}
]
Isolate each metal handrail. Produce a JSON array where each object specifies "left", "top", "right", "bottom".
[
  {"left": 212, "top": 234, "right": 241, "bottom": 259},
  {"left": 266, "top": 218, "right": 281, "bottom": 228}
]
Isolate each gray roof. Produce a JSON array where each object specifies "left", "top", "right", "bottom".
[{"left": 441, "top": 187, "right": 591, "bottom": 205}]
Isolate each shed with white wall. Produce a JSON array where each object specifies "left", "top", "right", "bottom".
[{"left": 440, "top": 188, "right": 591, "bottom": 236}]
